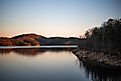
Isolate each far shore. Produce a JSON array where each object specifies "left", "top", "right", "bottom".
[
  {"left": 72, "top": 49, "right": 121, "bottom": 70},
  {"left": 0, "top": 45, "right": 78, "bottom": 49}
]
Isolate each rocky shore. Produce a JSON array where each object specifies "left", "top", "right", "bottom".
[{"left": 72, "top": 49, "right": 121, "bottom": 68}]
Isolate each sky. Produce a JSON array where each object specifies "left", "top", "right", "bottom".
[{"left": 0, "top": 0, "right": 121, "bottom": 37}]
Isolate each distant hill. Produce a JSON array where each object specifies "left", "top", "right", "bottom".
[
  {"left": 12, "top": 33, "right": 45, "bottom": 39},
  {"left": 12, "top": 33, "right": 46, "bottom": 46},
  {"left": 0, "top": 37, "right": 13, "bottom": 46},
  {"left": 0, "top": 33, "right": 83, "bottom": 46}
]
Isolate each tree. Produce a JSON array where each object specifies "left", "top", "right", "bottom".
[{"left": 84, "top": 18, "right": 121, "bottom": 51}]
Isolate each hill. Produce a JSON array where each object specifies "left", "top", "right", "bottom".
[{"left": 0, "top": 33, "right": 82, "bottom": 46}]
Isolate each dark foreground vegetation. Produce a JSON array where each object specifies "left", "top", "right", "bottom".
[
  {"left": 73, "top": 18, "right": 121, "bottom": 67},
  {"left": 82, "top": 18, "right": 121, "bottom": 53}
]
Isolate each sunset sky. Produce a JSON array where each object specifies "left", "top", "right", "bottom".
[{"left": 0, "top": 0, "right": 121, "bottom": 37}]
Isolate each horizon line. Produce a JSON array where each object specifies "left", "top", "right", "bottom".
[{"left": 0, "top": 32, "right": 81, "bottom": 38}]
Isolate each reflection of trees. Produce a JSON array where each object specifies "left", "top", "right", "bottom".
[
  {"left": 0, "top": 49, "right": 13, "bottom": 55},
  {"left": 0, "top": 48, "right": 46, "bottom": 56},
  {"left": 14, "top": 48, "right": 46, "bottom": 56},
  {"left": 41, "top": 48, "right": 74, "bottom": 52},
  {"left": 0, "top": 48, "right": 75, "bottom": 56},
  {"left": 80, "top": 61, "right": 121, "bottom": 81}
]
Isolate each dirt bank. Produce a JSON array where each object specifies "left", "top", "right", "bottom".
[{"left": 73, "top": 49, "right": 121, "bottom": 68}]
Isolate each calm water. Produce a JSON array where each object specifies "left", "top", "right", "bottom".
[
  {"left": 0, "top": 47, "right": 121, "bottom": 81},
  {"left": 0, "top": 45, "right": 77, "bottom": 49}
]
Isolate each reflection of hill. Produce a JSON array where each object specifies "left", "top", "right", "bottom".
[
  {"left": 80, "top": 61, "right": 121, "bottom": 81},
  {"left": 0, "top": 48, "right": 74, "bottom": 56},
  {"left": 0, "top": 48, "right": 46, "bottom": 56},
  {"left": 0, "top": 49, "right": 13, "bottom": 55},
  {"left": 14, "top": 49, "right": 46, "bottom": 56}
]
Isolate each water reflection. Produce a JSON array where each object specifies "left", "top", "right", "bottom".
[
  {"left": 0, "top": 48, "right": 121, "bottom": 81},
  {"left": 0, "top": 48, "right": 85, "bottom": 81},
  {"left": 0, "top": 48, "right": 74, "bottom": 56},
  {"left": 79, "top": 61, "right": 121, "bottom": 81}
]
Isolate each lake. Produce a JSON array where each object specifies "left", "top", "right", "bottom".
[{"left": 0, "top": 46, "right": 121, "bottom": 81}]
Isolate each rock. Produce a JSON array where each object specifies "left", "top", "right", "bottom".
[{"left": 73, "top": 49, "right": 121, "bottom": 67}]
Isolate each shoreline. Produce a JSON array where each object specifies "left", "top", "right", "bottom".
[
  {"left": 0, "top": 45, "right": 78, "bottom": 49},
  {"left": 72, "top": 49, "right": 121, "bottom": 70}
]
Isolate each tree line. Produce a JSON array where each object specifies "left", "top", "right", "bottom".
[{"left": 83, "top": 18, "right": 121, "bottom": 53}]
